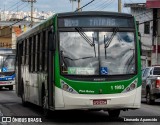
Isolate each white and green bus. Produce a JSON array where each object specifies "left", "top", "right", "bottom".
[{"left": 16, "top": 11, "right": 142, "bottom": 117}]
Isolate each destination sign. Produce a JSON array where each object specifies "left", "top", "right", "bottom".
[{"left": 58, "top": 17, "right": 134, "bottom": 28}]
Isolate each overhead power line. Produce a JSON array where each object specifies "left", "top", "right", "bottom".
[
  {"left": 8, "top": 2, "right": 26, "bottom": 12},
  {"left": 138, "top": 16, "right": 160, "bottom": 25},
  {"left": 135, "top": 10, "right": 152, "bottom": 17},
  {"left": 100, "top": 0, "right": 114, "bottom": 11},
  {"left": 21, "top": 0, "right": 37, "bottom": 27},
  {"left": 91, "top": 0, "right": 111, "bottom": 11},
  {"left": 1, "top": 1, "right": 21, "bottom": 11},
  {"left": 0, "top": 16, "right": 46, "bottom": 38},
  {"left": 0, "top": 17, "right": 28, "bottom": 32},
  {"left": 75, "top": 0, "right": 95, "bottom": 12}
]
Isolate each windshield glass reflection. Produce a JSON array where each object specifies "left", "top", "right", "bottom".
[
  {"left": 60, "top": 31, "right": 135, "bottom": 75},
  {"left": 0, "top": 55, "right": 15, "bottom": 72}
]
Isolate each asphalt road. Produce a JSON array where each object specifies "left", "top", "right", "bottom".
[{"left": 0, "top": 87, "right": 160, "bottom": 125}]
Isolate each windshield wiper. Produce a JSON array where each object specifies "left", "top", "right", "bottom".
[
  {"left": 104, "top": 27, "right": 119, "bottom": 59},
  {"left": 75, "top": 28, "right": 96, "bottom": 57},
  {"left": 75, "top": 28, "right": 94, "bottom": 46}
]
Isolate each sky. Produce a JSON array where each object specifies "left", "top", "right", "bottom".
[{"left": 0, "top": 0, "right": 146, "bottom": 13}]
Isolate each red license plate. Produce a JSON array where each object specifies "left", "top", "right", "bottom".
[
  {"left": 0, "top": 82, "right": 6, "bottom": 84},
  {"left": 93, "top": 99, "right": 107, "bottom": 105}
]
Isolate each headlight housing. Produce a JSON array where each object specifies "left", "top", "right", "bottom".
[
  {"left": 60, "top": 80, "right": 78, "bottom": 94},
  {"left": 122, "top": 78, "right": 138, "bottom": 93}
]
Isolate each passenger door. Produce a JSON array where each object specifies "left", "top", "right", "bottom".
[{"left": 48, "top": 27, "right": 55, "bottom": 108}]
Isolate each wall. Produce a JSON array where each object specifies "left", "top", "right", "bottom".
[
  {"left": 0, "top": 26, "right": 12, "bottom": 48},
  {"left": 130, "top": 7, "right": 153, "bottom": 68},
  {"left": 151, "top": 9, "right": 160, "bottom": 65}
]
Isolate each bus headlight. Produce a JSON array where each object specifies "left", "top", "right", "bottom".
[
  {"left": 122, "top": 78, "right": 138, "bottom": 93},
  {"left": 62, "top": 84, "right": 69, "bottom": 91},
  {"left": 60, "top": 80, "right": 78, "bottom": 94}
]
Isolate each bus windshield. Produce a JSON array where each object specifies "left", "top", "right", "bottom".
[
  {"left": 0, "top": 55, "right": 15, "bottom": 72},
  {"left": 60, "top": 30, "right": 135, "bottom": 76}
]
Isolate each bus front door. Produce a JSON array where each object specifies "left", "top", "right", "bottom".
[{"left": 48, "top": 29, "right": 55, "bottom": 108}]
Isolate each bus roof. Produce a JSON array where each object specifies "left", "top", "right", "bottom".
[
  {"left": 58, "top": 11, "right": 133, "bottom": 18},
  {"left": 17, "top": 11, "right": 133, "bottom": 42}
]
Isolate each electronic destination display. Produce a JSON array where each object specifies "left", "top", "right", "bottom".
[{"left": 58, "top": 16, "right": 134, "bottom": 28}]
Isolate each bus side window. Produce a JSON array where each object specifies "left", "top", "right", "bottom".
[
  {"left": 31, "top": 36, "right": 34, "bottom": 72},
  {"left": 37, "top": 33, "right": 40, "bottom": 71},
  {"left": 33, "top": 35, "right": 36, "bottom": 72},
  {"left": 22, "top": 40, "right": 25, "bottom": 65},
  {"left": 42, "top": 30, "right": 46, "bottom": 72},
  {"left": 48, "top": 29, "right": 55, "bottom": 51},
  {"left": 24, "top": 40, "right": 27, "bottom": 65},
  {"left": 35, "top": 35, "right": 38, "bottom": 72},
  {"left": 39, "top": 32, "right": 43, "bottom": 71},
  {"left": 45, "top": 30, "right": 48, "bottom": 72},
  {"left": 18, "top": 42, "right": 23, "bottom": 66},
  {"left": 29, "top": 37, "right": 32, "bottom": 72},
  {"left": 26, "top": 39, "right": 29, "bottom": 65}
]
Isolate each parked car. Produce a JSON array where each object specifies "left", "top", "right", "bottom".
[{"left": 141, "top": 66, "right": 160, "bottom": 104}]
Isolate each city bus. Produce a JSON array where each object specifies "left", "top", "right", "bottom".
[
  {"left": 0, "top": 49, "right": 16, "bottom": 90},
  {"left": 16, "top": 11, "right": 142, "bottom": 117}
]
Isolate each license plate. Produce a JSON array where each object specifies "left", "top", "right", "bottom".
[
  {"left": 0, "top": 82, "right": 6, "bottom": 84},
  {"left": 93, "top": 99, "right": 107, "bottom": 105}
]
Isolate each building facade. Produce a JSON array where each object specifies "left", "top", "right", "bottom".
[
  {"left": 0, "top": 10, "right": 54, "bottom": 49},
  {"left": 146, "top": 0, "right": 160, "bottom": 66},
  {"left": 125, "top": 3, "right": 153, "bottom": 68}
]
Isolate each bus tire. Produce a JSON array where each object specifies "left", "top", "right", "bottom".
[
  {"left": 108, "top": 110, "right": 120, "bottom": 118},
  {"left": 42, "top": 88, "right": 50, "bottom": 118},
  {"left": 146, "top": 90, "right": 154, "bottom": 105},
  {"left": 8, "top": 85, "right": 13, "bottom": 90}
]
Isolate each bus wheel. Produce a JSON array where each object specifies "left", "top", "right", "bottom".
[
  {"left": 108, "top": 110, "right": 120, "bottom": 118},
  {"left": 8, "top": 85, "right": 13, "bottom": 90},
  {"left": 42, "top": 91, "right": 50, "bottom": 118}
]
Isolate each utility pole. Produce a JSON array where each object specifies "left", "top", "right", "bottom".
[
  {"left": 118, "top": 0, "right": 122, "bottom": 13},
  {"left": 70, "top": 0, "right": 81, "bottom": 12},
  {"left": 31, "top": 1, "right": 34, "bottom": 27},
  {"left": 21, "top": 0, "right": 36, "bottom": 27},
  {"left": 78, "top": 0, "right": 81, "bottom": 11}
]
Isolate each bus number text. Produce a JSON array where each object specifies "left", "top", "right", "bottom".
[{"left": 111, "top": 85, "right": 125, "bottom": 90}]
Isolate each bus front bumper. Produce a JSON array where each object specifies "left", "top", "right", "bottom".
[
  {"left": 55, "top": 86, "right": 141, "bottom": 110},
  {"left": 0, "top": 81, "right": 15, "bottom": 87}
]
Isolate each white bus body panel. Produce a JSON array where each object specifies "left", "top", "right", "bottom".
[
  {"left": 22, "top": 66, "right": 41, "bottom": 105},
  {"left": 55, "top": 86, "right": 141, "bottom": 110}
]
